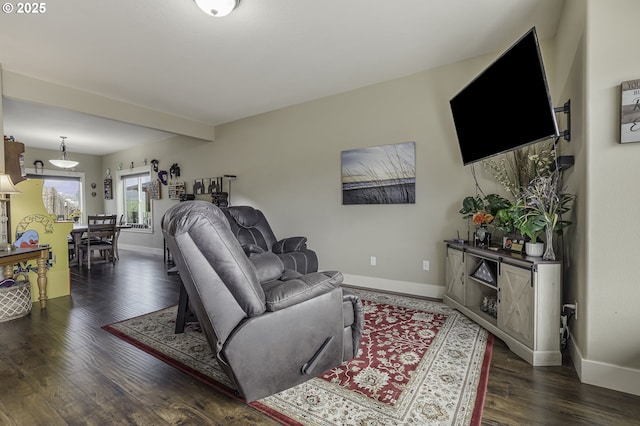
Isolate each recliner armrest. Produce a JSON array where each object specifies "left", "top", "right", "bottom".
[
  {"left": 272, "top": 237, "right": 307, "bottom": 253},
  {"left": 249, "top": 252, "right": 284, "bottom": 284},
  {"left": 262, "top": 271, "right": 343, "bottom": 311},
  {"left": 242, "top": 243, "right": 265, "bottom": 256}
]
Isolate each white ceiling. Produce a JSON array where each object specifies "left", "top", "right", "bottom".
[{"left": 0, "top": 0, "right": 565, "bottom": 155}]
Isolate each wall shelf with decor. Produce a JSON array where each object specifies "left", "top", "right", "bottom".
[
  {"left": 444, "top": 240, "right": 562, "bottom": 366},
  {"left": 168, "top": 181, "right": 185, "bottom": 200}
]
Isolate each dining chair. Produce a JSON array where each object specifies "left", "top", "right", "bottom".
[
  {"left": 67, "top": 234, "right": 75, "bottom": 261},
  {"left": 113, "top": 214, "right": 126, "bottom": 260},
  {"left": 81, "top": 213, "right": 112, "bottom": 243},
  {"left": 78, "top": 215, "right": 117, "bottom": 269}
]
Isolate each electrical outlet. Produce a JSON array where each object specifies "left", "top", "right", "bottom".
[
  {"left": 370, "top": 256, "right": 377, "bottom": 266},
  {"left": 423, "top": 260, "right": 430, "bottom": 271}
]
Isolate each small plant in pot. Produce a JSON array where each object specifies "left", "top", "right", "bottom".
[
  {"left": 510, "top": 203, "right": 546, "bottom": 256},
  {"left": 510, "top": 176, "right": 574, "bottom": 259}
]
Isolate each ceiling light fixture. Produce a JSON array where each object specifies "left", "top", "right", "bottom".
[
  {"left": 194, "top": 0, "right": 239, "bottom": 17},
  {"left": 49, "top": 136, "right": 79, "bottom": 169}
]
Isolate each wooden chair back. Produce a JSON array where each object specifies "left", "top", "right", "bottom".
[
  {"left": 86, "top": 215, "right": 117, "bottom": 244},
  {"left": 80, "top": 215, "right": 118, "bottom": 269}
]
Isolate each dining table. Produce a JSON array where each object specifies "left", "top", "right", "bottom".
[{"left": 69, "top": 223, "right": 131, "bottom": 267}]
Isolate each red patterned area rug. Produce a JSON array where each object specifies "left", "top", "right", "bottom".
[{"left": 103, "top": 288, "right": 493, "bottom": 425}]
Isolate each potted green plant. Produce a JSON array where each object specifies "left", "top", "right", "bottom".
[
  {"left": 492, "top": 207, "right": 515, "bottom": 233},
  {"left": 510, "top": 176, "right": 574, "bottom": 259},
  {"left": 459, "top": 193, "right": 510, "bottom": 246},
  {"left": 459, "top": 193, "right": 510, "bottom": 221},
  {"left": 492, "top": 207, "right": 521, "bottom": 249},
  {"left": 510, "top": 203, "right": 546, "bottom": 256}
]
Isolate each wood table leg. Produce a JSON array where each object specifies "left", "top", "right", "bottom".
[
  {"left": 72, "top": 232, "right": 82, "bottom": 267},
  {"left": 0, "top": 248, "right": 50, "bottom": 309},
  {"left": 37, "top": 254, "right": 47, "bottom": 309},
  {"left": 3, "top": 264, "right": 12, "bottom": 280}
]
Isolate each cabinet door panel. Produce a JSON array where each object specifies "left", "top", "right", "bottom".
[
  {"left": 445, "top": 248, "right": 465, "bottom": 304},
  {"left": 498, "top": 263, "right": 534, "bottom": 347}
]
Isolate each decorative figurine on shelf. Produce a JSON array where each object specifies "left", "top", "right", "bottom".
[
  {"left": 474, "top": 225, "right": 491, "bottom": 247},
  {"left": 481, "top": 296, "right": 498, "bottom": 318}
]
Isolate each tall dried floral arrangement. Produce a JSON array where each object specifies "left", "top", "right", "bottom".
[{"left": 481, "top": 140, "right": 556, "bottom": 197}]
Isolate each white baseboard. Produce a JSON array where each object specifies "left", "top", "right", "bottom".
[
  {"left": 568, "top": 331, "right": 640, "bottom": 396},
  {"left": 342, "top": 274, "right": 445, "bottom": 299},
  {"left": 118, "top": 244, "right": 164, "bottom": 257}
]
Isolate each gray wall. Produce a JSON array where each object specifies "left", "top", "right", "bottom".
[
  {"left": 100, "top": 56, "right": 513, "bottom": 298},
  {"left": 573, "top": 0, "right": 640, "bottom": 394}
]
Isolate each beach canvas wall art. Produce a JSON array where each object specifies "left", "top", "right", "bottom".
[{"left": 341, "top": 141, "right": 416, "bottom": 205}]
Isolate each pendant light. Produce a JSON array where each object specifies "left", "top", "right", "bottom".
[
  {"left": 49, "top": 136, "right": 79, "bottom": 169},
  {"left": 194, "top": 0, "right": 239, "bottom": 17}
]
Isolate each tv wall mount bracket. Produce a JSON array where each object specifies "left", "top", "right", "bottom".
[{"left": 554, "top": 100, "right": 571, "bottom": 142}]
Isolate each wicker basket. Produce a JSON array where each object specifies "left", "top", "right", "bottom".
[{"left": 0, "top": 275, "right": 32, "bottom": 322}]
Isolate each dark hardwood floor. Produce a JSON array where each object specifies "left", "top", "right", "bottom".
[{"left": 0, "top": 250, "right": 638, "bottom": 425}]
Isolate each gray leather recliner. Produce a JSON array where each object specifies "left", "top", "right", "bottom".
[
  {"left": 162, "top": 201, "right": 363, "bottom": 402},
  {"left": 222, "top": 206, "right": 319, "bottom": 274}
]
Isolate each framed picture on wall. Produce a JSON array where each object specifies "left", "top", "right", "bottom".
[
  {"left": 149, "top": 179, "right": 161, "bottom": 200},
  {"left": 168, "top": 181, "right": 185, "bottom": 200},
  {"left": 621, "top": 79, "right": 640, "bottom": 143},
  {"left": 193, "top": 178, "right": 205, "bottom": 195},
  {"left": 341, "top": 141, "right": 416, "bottom": 205},
  {"left": 104, "top": 178, "right": 113, "bottom": 199}
]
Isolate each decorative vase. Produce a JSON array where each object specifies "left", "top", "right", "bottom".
[
  {"left": 475, "top": 224, "right": 491, "bottom": 247},
  {"left": 525, "top": 241, "right": 544, "bottom": 257},
  {"left": 543, "top": 226, "right": 556, "bottom": 261}
]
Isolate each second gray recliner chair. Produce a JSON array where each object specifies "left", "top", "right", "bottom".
[
  {"left": 222, "top": 206, "right": 319, "bottom": 274},
  {"left": 162, "top": 201, "right": 363, "bottom": 402}
]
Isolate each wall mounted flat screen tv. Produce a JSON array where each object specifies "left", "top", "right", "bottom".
[{"left": 450, "top": 27, "right": 559, "bottom": 165}]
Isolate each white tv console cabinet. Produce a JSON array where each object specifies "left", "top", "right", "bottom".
[{"left": 443, "top": 241, "right": 562, "bottom": 366}]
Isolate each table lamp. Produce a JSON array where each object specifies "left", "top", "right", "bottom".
[{"left": 0, "top": 174, "right": 21, "bottom": 251}]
